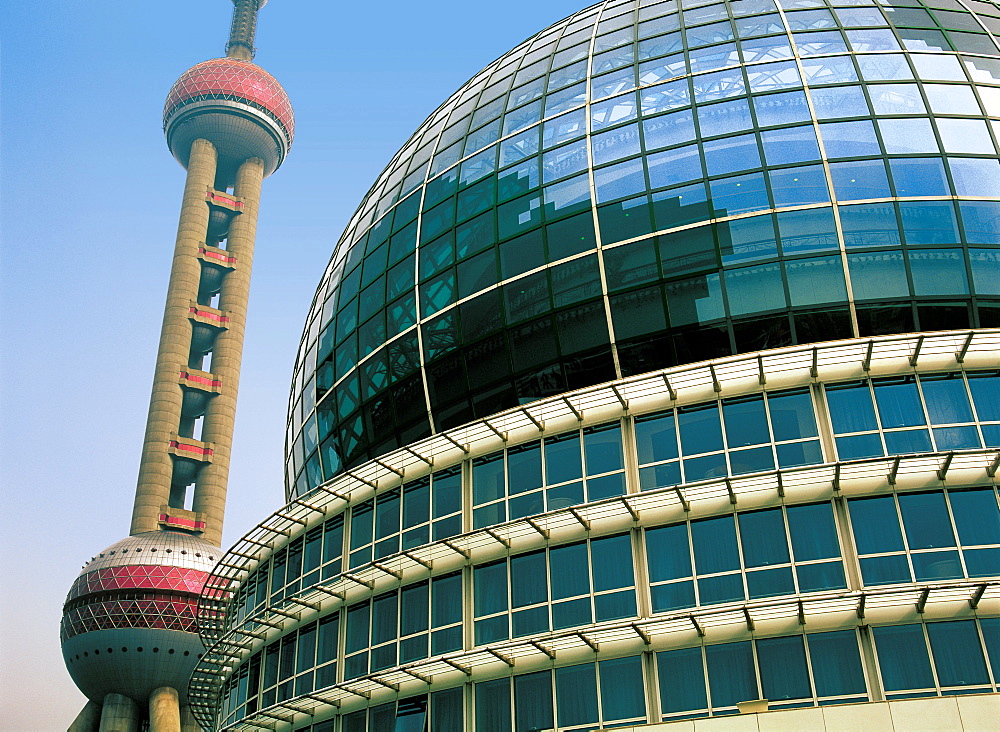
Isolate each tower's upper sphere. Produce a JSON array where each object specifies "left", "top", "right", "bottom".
[
  {"left": 164, "top": 58, "right": 293, "bottom": 178},
  {"left": 61, "top": 531, "right": 221, "bottom": 705}
]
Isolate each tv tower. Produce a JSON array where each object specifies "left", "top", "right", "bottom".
[{"left": 61, "top": 2, "right": 292, "bottom": 730}]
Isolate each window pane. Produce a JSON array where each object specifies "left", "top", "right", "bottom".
[
  {"left": 475, "top": 678, "right": 511, "bottom": 732},
  {"left": 636, "top": 413, "right": 679, "bottom": 464},
  {"left": 592, "top": 534, "right": 634, "bottom": 591},
  {"left": 511, "top": 551, "right": 547, "bottom": 608},
  {"left": 600, "top": 656, "right": 646, "bottom": 721},
  {"left": 969, "top": 373, "right": 1000, "bottom": 421},
  {"left": 585, "top": 423, "right": 624, "bottom": 474},
  {"left": 647, "top": 524, "right": 692, "bottom": 582},
  {"left": 898, "top": 492, "right": 955, "bottom": 550},
  {"left": 508, "top": 443, "right": 543, "bottom": 493},
  {"left": 788, "top": 503, "right": 840, "bottom": 561},
  {"left": 705, "top": 641, "right": 757, "bottom": 708},
  {"left": 545, "top": 432, "right": 582, "bottom": 485},
  {"left": 927, "top": 621, "right": 990, "bottom": 687},
  {"left": 950, "top": 489, "right": 1000, "bottom": 546},
  {"left": 739, "top": 509, "right": 790, "bottom": 567},
  {"left": 808, "top": 630, "right": 867, "bottom": 697},
  {"left": 431, "top": 687, "right": 464, "bottom": 732},
  {"left": 678, "top": 404, "right": 724, "bottom": 454},
  {"left": 475, "top": 562, "right": 508, "bottom": 616},
  {"left": 873, "top": 625, "right": 935, "bottom": 691},
  {"left": 550, "top": 542, "right": 590, "bottom": 599},
  {"left": 827, "top": 382, "right": 878, "bottom": 433},
  {"left": 658, "top": 647, "right": 708, "bottom": 714},
  {"left": 556, "top": 663, "right": 599, "bottom": 727},
  {"left": 692, "top": 516, "right": 740, "bottom": 574},
  {"left": 850, "top": 496, "right": 904, "bottom": 554},
  {"left": 768, "top": 390, "right": 818, "bottom": 441},
  {"left": 514, "top": 671, "right": 553, "bottom": 732},
  {"left": 723, "top": 396, "right": 769, "bottom": 448},
  {"left": 873, "top": 377, "right": 925, "bottom": 429},
  {"left": 757, "top": 635, "right": 811, "bottom": 700}
]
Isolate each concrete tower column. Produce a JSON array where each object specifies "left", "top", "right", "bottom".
[
  {"left": 194, "top": 156, "right": 264, "bottom": 546},
  {"left": 149, "top": 686, "right": 181, "bottom": 732},
  {"left": 68, "top": 701, "right": 101, "bottom": 732},
  {"left": 98, "top": 693, "right": 139, "bottom": 732},
  {"left": 130, "top": 138, "right": 218, "bottom": 536}
]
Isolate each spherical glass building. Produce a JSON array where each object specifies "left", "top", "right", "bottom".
[{"left": 190, "top": 0, "right": 1000, "bottom": 729}]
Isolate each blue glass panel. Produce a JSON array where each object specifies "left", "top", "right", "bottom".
[
  {"left": 741, "top": 509, "right": 790, "bottom": 568},
  {"left": 753, "top": 90, "right": 811, "bottom": 127},
  {"left": 911, "top": 550, "right": 963, "bottom": 581},
  {"left": 810, "top": 85, "right": 870, "bottom": 119},
  {"left": 769, "top": 164, "right": 830, "bottom": 206},
  {"left": 984, "top": 425, "right": 1000, "bottom": 449},
  {"left": 851, "top": 496, "right": 903, "bottom": 553},
  {"left": 837, "top": 433, "right": 883, "bottom": 459},
  {"left": 726, "top": 262, "right": 785, "bottom": 315},
  {"left": 860, "top": 554, "right": 911, "bottom": 585},
  {"left": 588, "top": 472, "right": 626, "bottom": 501},
  {"left": 556, "top": 664, "right": 599, "bottom": 727},
  {"left": 927, "top": 621, "right": 990, "bottom": 687},
  {"left": 797, "top": 560, "right": 847, "bottom": 592},
  {"left": 652, "top": 581, "right": 697, "bottom": 612},
  {"left": 678, "top": 404, "right": 724, "bottom": 455},
  {"left": 600, "top": 657, "right": 646, "bottom": 722},
  {"left": 723, "top": 396, "right": 768, "bottom": 447},
  {"left": 970, "top": 249, "right": 1000, "bottom": 296},
  {"left": 584, "top": 424, "right": 624, "bottom": 474},
  {"left": 950, "top": 489, "right": 1000, "bottom": 546},
  {"left": 592, "top": 534, "right": 634, "bottom": 591},
  {"left": 512, "top": 605, "right": 548, "bottom": 637},
  {"left": 830, "top": 159, "right": 892, "bottom": 201},
  {"left": 552, "top": 597, "right": 591, "bottom": 629},
  {"left": 908, "top": 249, "right": 969, "bottom": 297},
  {"left": 594, "top": 589, "right": 636, "bottom": 621},
  {"left": 937, "top": 118, "right": 996, "bottom": 155},
  {"left": 747, "top": 566, "right": 795, "bottom": 598},
  {"left": 710, "top": 171, "right": 771, "bottom": 215},
  {"left": 758, "top": 635, "right": 812, "bottom": 700},
  {"left": 899, "top": 201, "right": 959, "bottom": 245},
  {"left": 933, "top": 426, "right": 980, "bottom": 450},
  {"left": 827, "top": 382, "right": 877, "bottom": 433},
  {"left": 777, "top": 208, "right": 838, "bottom": 254},
  {"left": 873, "top": 625, "right": 935, "bottom": 691},
  {"left": 969, "top": 374, "right": 1000, "bottom": 421},
  {"left": 820, "top": 119, "right": 880, "bottom": 157},
  {"left": 705, "top": 641, "right": 757, "bottom": 708},
  {"left": 642, "top": 109, "right": 695, "bottom": 151},
  {"left": 889, "top": 158, "right": 950, "bottom": 197},
  {"left": 949, "top": 158, "right": 1000, "bottom": 198},
  {"left": 545, "top": 432, "right": 582, "bottom": 485},
  {"left": 647, "top": 524, "right": 692, "bottom": 582},
  {"left": 786, "top": 256, "right": 847, "bottom": 307},
  {"left": 697, "top": 98, "right": 754, "bottom": 138},
  {"left": 658, "top": 647, "right": 708, "bottom": 714},
  {"left": 475, "top": 678, "right": 511, "bottom": 732},
  {"left": 647, "top": 144, "right": 703, "bottom": 189},
  {"left": 692, "top": 69, "right": 747, "bottom": 103},
  {"left": 746, "top": 60, "right": 801, "bottom": 91},
  {"left": 703, "top": 133, "right": 761, "bottom": 176},
  {"left": 640, "top": 78, "right": 690, "bottom": 114},
  {"left": 858, "top": 55, "right": 914, "bottom": 82},
  {"left": 692, "top": 516, "right": 740, "bottom": 574},
  {"left": 847, "top": 29, "right": 902, "bottom": 52},
  {"left": 761, "top": 126, "right": 822, "bottom": 165},
  {"left": 921, "top": 375, "right": 973, "bottom": 425},
  {"left": 508, "top": 442, "right": 542, "bottom": 493},
  {"left": 809, "top": 630, "right": 867, "bottom": 697},
  {"left": 879, "top": 118, "right": 938, "bottom": 155},
  {"left": 788, "top": 503, "right": 840, "bottom": 561},
  {"left": 511, "top": 551, "right": 546, "bottom": 608},
  {"left": 546, "top": 481, "right": 583, "bottom": 510},
  {"left": 873, "top": 377, "right": 925, "bottom": 429},
  {"left": 684, "top": 452, "right": 728, "bottom": 481},
  {"left": 636, "top": 412, "right": 679, "bottom": 464},
  {"left": 848, "top": 250, "right": 909, "bottom": 300},
  {"left": 964, "top": 548, "right": 1000, "bottom": 577},
  {"left": 776, "top": 440, "right": 823, "bottom": 467},
  {"left": 730, "top": 446, "right": 774, "bottom": 474},
  {"left": 474, "top": 562, "right": 507, "bottom": 615},
  {"left": 719, "top": 214, "right": 778, "bottom": 264},
  {"left": 640, "top": 461, "right": 682, "bottom": 491}
]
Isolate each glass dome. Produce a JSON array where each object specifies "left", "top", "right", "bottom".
[{"left": 287, "top": 0, "right": 1000, "bottom": 498}]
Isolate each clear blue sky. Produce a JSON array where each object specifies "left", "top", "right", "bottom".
[{"left": 0, "top": 0, "right": 586, "bottom": 726}]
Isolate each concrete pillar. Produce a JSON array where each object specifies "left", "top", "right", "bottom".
[
  {"left": 131, "top": 138, "right": 217, "bottom": 536},
  {"left": 98, "top": 693, "right": 139, "bottom": 732},
  {"left": 67, "top": 700, "right": 101, "bottom": 732},
  {"left": 148, "top": 686, "right": 181, "bottom": 732},
  {"left": 193, "top": 156, "right": 264, "bottom": 547}
]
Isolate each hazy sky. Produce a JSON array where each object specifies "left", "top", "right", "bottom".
[{"left": 0, "top": 0, "right": 586, "bottom": 726}]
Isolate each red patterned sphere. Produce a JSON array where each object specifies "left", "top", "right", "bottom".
[{"left": 163, "top": 58, "right": 293, "bottom": 179}]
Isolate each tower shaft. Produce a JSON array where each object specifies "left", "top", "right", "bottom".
[{"left": 130, "top": 140, "right": 263, "bottom": 546}]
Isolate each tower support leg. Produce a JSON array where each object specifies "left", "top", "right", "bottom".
[
  {"left": 149, "top": 686, "right": 181, "bottom": 732},
  {"left": 67, "top": 700, "right": 101, "bottom": 732},
  {"left": 180, "top": 703, "right": 201, "bottom": 732},
  {"left": 98, "top": 693, "right": 139, "bottom": 732}
]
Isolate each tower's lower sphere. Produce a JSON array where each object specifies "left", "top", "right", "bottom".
[{"left": 61, "top": 531, "right": 221, "bottom": 705}]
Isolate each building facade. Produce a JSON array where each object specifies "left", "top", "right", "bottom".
[{"left": 190, "top": 0, "right": 1000, "bottom": 730}]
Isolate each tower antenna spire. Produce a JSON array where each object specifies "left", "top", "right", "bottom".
[{"left": 226, "top": 0, "right": 264, "bottom": 61}]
